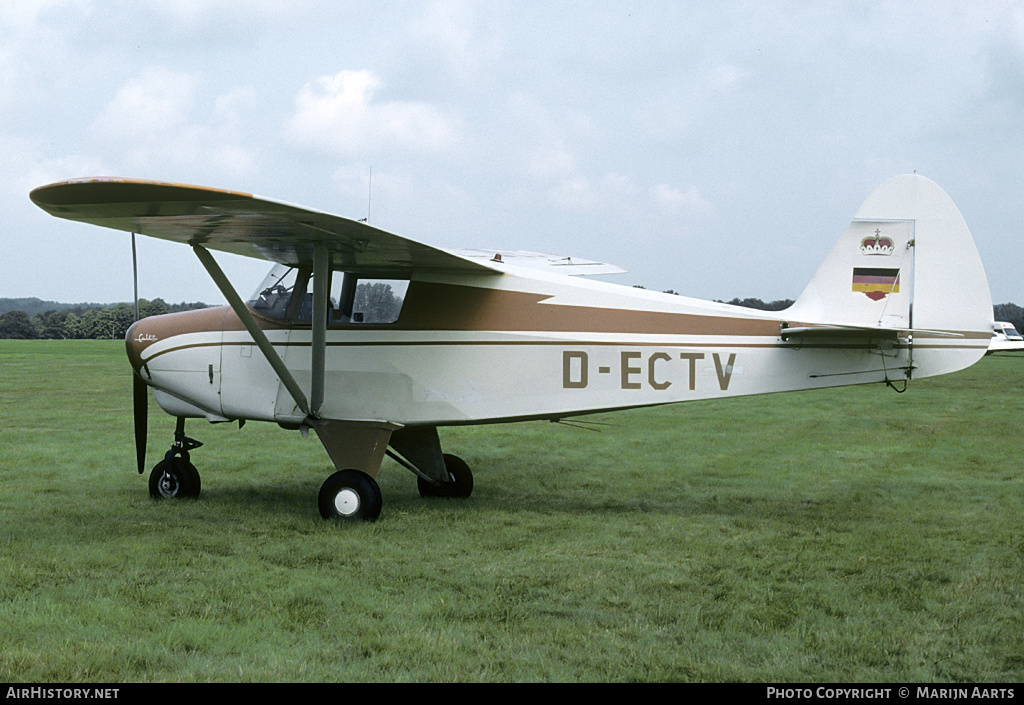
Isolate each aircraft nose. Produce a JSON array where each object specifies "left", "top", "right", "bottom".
[
  {"left": 125, "top": 317, "right": 161, "bottom": 373},
  {"left": 125, "top": 306, "right": 232, "bottom": 374}
]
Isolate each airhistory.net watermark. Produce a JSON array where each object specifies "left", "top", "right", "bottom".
[{"left": 6, "top": 689, "right": 119, "bottom": 700}]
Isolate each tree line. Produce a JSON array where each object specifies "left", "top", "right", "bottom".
[{"left": 0, "top": 299, "right": 209, "bottom": 340}]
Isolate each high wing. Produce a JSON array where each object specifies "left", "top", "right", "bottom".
[{"left": 30, "top": 177, "right": 623, "bottom": 277}]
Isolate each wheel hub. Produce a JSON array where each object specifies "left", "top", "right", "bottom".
[
  {"left": 158, "top": 472, "right": 179, "bottom": 497},
  {"left": 333, "top": 488, "right": 361, "bottom": 516}
]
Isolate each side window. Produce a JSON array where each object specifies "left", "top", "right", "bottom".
[
  {"left": 329, "top": 274, "right": 409, "bottom": 324},
  {"left": 352, "top": 279, "right": 409, "bottom": 323}
]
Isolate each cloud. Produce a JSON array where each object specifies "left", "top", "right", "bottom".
[
  {"left": 548, "top": 172, "right": 639, "bottom": 213},
  {"left": 409, "top": 0, "right": 504, "bottom": 78},
  {"left": 85, "top": 67, "right": 261, "bottom": 181},
  {"left": 8, "top": 3, "right": 1024, "bottom": 305},
  {"left": 91, "top": 67, "right": 198, "bottom": 142},
  {"left": 286, "top": 70, "right": 460, "bottom": 155},
  {"left": 650, "top": 183, "right": 714, "bottom": 217}
]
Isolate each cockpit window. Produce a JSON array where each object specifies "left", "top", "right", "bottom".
[{"left": 248, "top": 264, "right": 408, "bottom": 325}]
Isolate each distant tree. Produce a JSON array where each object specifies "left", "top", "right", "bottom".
[
  {"left": 139, "top": 298, "right": 169, "bottom": 318},
  {"left": 722, "top": 297, "right": 795, "bottom": 311},
  {"left": 353, "top": 282, "right": 403, "bottom": 323},
  {"left": 167, "top": 301, "right": 211, "bottom": 313},
  {"left": 102, "top": 303, "right": 135, "bottom": 339},
  {"left": 0, "top": 311, "right": 38, "bottom": 339},
  {"left": 33, "top": 310, "right": 70, "bottom": 339},
  {"left": 75, "top": 309, "right": 103, "bottom": 339},
  {"left": 63, "top": 312, "right": 84, "bottom": 339}
]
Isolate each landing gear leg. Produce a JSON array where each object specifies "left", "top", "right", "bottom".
[
  {"left": 308, "top": 419, "right": 397, "bottom": 523},
  {"left": 149, "top": 417, "right": 203, "bottom": 499}
]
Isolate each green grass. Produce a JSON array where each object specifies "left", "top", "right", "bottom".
[{"left": 0, "top": 340, "right": 1021, "bottom": 682}]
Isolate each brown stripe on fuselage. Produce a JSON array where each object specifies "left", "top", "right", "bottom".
[
  {"left": 133, "top": 282, "right": 782, "bottom": 348},
  {"left": 395, "top": 282, "right": 782, "bottom": 336}
]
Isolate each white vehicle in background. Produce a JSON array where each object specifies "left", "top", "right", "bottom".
[{"left": 987, "top": 321, "right": 1024, "bottom": 354}]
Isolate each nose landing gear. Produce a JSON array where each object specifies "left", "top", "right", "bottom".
[{"left": 148, "top": 417, "right": 203, "bottom": 499}]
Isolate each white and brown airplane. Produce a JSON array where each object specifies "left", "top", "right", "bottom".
[{"left": 30, "top": 174, "right": 993, "bottom": 522}]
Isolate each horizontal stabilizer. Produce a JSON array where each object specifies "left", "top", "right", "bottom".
[{"left": 780, "top": 323, "right": 964, "bottom": 341}]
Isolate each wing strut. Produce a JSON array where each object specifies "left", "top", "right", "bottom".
[
  {"left": 191, "top": 244, "right": 312, "bottom": 418},
  {"left": 310, "top": 243, "right": 330, "bottom": 417}
]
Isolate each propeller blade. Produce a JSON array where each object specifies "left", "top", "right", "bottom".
[
  {"left": 131, "top": 231, "right": 146, "bottom": 474},
  {"left": 133, "top": 371, "right": 148, "bottom": 474}
]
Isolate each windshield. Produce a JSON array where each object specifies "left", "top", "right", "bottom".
[{"left": 248, "top": 264, "right": 299, "bottom": 319}]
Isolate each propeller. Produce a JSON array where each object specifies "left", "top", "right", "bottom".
[
  {"left": 131, "top": 232, "right": 148, "bottom": 474},
  {"left": 134, "top": 371, "right": 148, "bottom": 474}
]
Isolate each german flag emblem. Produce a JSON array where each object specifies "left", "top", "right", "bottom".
[{"left": 852, "top": 267, "right": 900, "bottom": 301}]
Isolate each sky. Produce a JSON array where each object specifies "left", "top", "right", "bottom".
[{"left": 3, "top": 0, "right": 1023, "bottom": 307}]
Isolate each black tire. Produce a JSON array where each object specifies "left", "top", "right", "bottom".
[
  {"left": 149, "top": 456, "right": 201, "bottom": 499},
  {"left": 318, "top": 470, "right": 383, "bottom": 522},
  {"left": 417, "top": 454, "right": 473, "bottom": 499}
]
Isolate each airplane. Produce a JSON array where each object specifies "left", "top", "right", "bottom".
[
  {"left": 30, "top": 173, "right": 993, "bottom": 522},
  {"left": 987, "top": 321, "right": 1024, "bottom": 354}
]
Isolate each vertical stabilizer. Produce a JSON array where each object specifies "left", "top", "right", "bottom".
[{"left": 787, "top": 175, "right": 992, "bottom": 378}]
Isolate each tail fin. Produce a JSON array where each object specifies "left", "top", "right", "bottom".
[{"left": 786, "top": 174, "right": 992, "bottom": 378}]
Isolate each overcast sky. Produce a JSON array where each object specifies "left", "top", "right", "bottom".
[{"left": 3, "top": 0, "right": 1023, "bottom": 307}]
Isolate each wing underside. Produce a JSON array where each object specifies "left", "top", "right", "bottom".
[{"left": 30, "top": 177, "right": 499, "bottom": 275}]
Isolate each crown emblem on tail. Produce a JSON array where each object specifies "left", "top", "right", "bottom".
[{"left": 860, "top": 229, "right": 895, "bottom": 255}]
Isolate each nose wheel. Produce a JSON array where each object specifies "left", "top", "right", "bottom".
[
  {"left": 148, "top": 417, "right": 203, "bottom": 499},
  {"left": 149, "top": 452, "right": 201, "bottom": 499}
]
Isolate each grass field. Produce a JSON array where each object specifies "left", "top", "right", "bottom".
[{"left": 0, "top": 339, "right": 1021, "bottom": 682}]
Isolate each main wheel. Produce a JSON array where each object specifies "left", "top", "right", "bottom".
[
  {"left": 318, "top": 470, "right": 383, "bottom": 522},
  {"left": 417, "top": 454, "right": 473, "bottom": 499},
  {"left": 149, "top": 456, "right": 201, "bottom": 499}
]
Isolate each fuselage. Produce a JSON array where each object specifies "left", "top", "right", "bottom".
[{"left": 125, "top": 263, "right": 933, "bottom": 429}]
